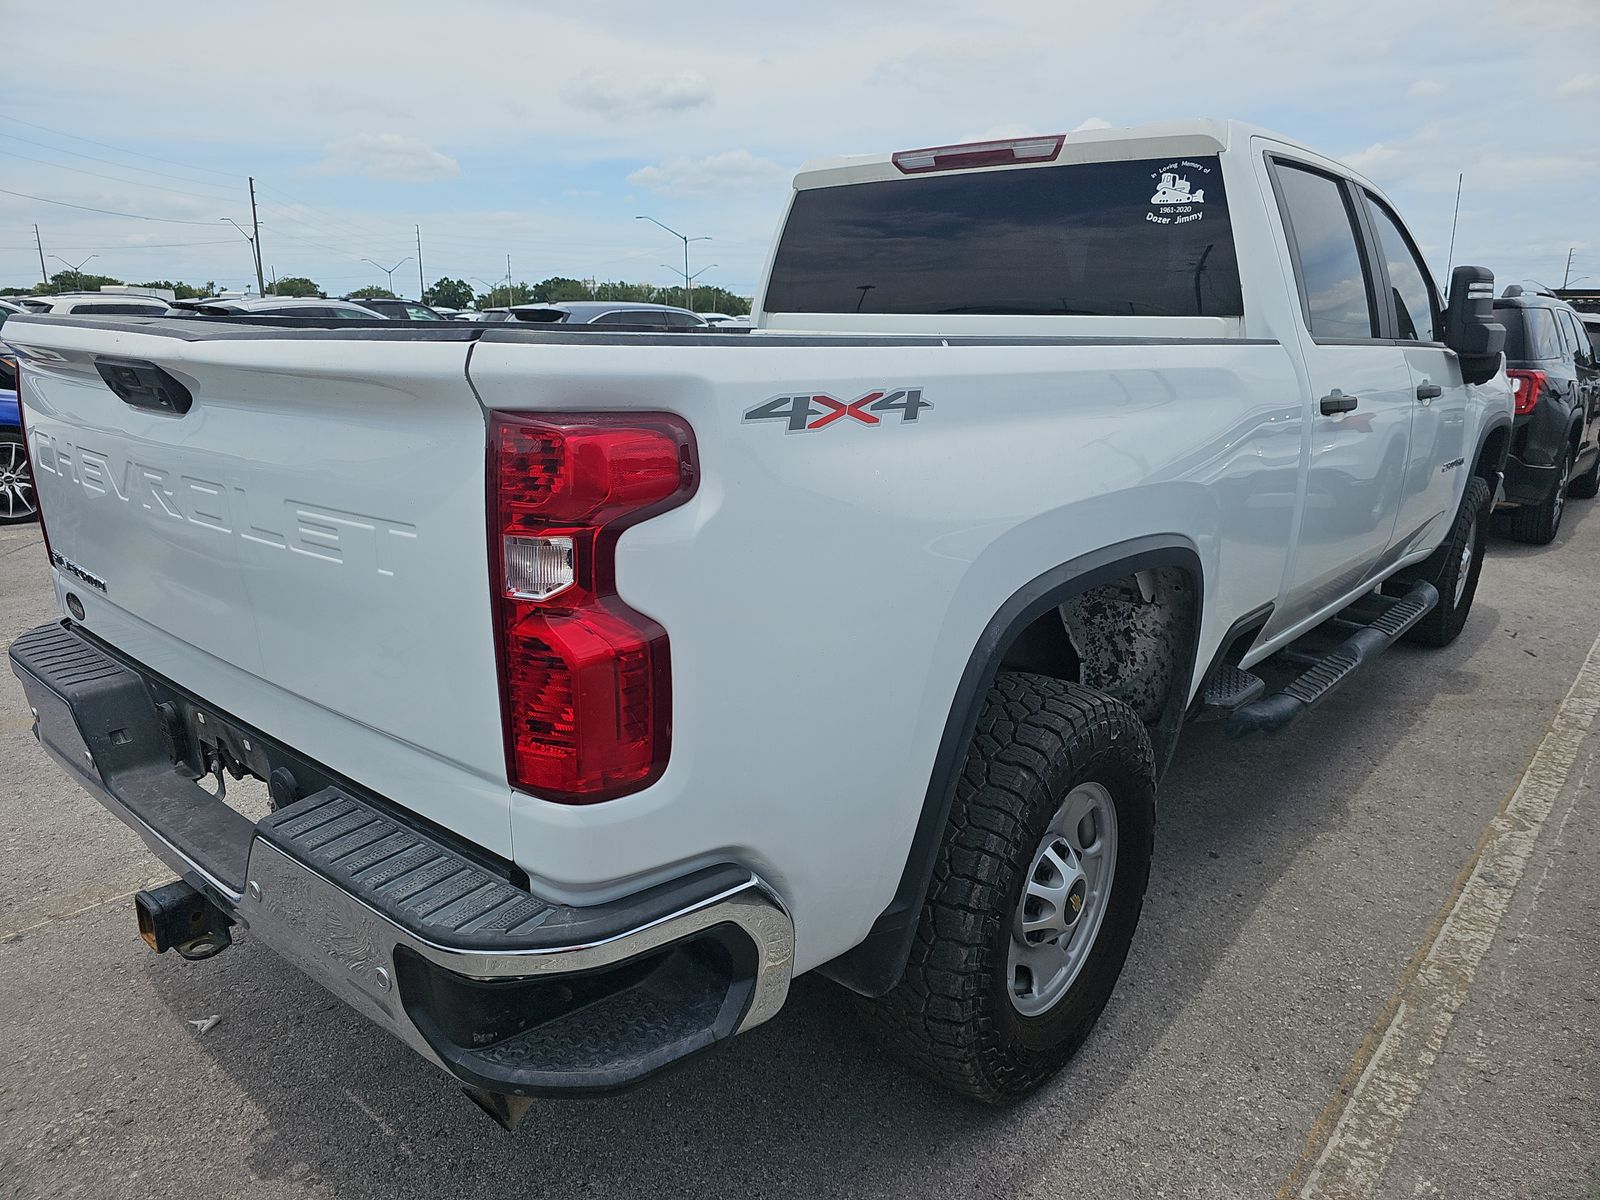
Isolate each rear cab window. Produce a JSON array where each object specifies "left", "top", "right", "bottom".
[{"left": 763, "top": 155, "right": 1243, "bottom": 317}]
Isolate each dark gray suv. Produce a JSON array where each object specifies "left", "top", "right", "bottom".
[{"left": 1492, "top": 286, "right": 1600, "bottom": 544}]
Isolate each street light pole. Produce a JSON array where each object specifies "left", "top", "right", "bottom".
[
  {"left": 661, "top": 263, "right": 719, "bottom": 309},
  {"left": 49, "top": 253, "right": 97, "bottom": 293},
  {"left": 362, "top": 257, "right": 413, "bottom": 294},
  {"left": 1563, "top": 247, "right": 1575, "bottom": 290},
  {"left": 637, "top": 215, "right": 710, "bottom": 313}
]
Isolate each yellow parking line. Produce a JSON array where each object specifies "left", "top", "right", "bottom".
[{"left": 1277, "top": 632, "right": 1600, "bottom": 1199}]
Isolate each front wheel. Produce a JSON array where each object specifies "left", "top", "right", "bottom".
[
  {"left": 0, "top": 433, "right": 38, "bottom": 526},
  {"left": 1404, "top": 475, "right": 1490, "bottom": 648},
  {"left": 863, "top": 673, "right": 1156, "bottom": 1102}
]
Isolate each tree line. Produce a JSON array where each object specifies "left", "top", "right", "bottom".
[{"left": 4, "top": 271, "right": 754, "bottom": 316}]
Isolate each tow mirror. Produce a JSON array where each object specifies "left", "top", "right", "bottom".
[{"left": 1444, "top": 265, "right": 1506, "bottom": 386}]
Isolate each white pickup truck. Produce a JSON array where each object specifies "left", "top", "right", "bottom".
[{"left": 6, "top": 120, "right": 1511, "bottom": 1126}]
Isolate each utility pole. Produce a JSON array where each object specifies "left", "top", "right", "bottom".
[
  {"left": 506, "top": 254, "right": 513, "bottom": 304},
  {"left": 415, "top": 225, "right": 426, "bottom": 300},
  {"left": 1563, "top": 247, "right": 1576, "bottom": 290},
  {"left": 636, "top": 216, "right": 709, "bottom": 311},
  {"left": 248, "top": 177, "right": 266, "bottom": 296},
  {"left": 32, "top": 225, "right": 47, "bottom": 285}
]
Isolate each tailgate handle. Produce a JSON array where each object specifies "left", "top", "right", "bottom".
[{"left": 95, "top": 358, "right": 193, "bottom": 416}]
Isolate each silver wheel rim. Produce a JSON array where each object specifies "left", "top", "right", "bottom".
[
  {"left": 1007, "top": 782, "right": 1118, "bottom": 1017},
  {"left": 1453, "top": 510, "right": 1476, "bottom": 609},
  {"left": 1552, "top": 456, "right": 1569, "bottom": 528},
  {"left": 0, "top": 441, "right": 35, "bottom": 520}
]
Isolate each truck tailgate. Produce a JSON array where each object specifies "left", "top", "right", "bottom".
[{"left": 8, "top": 319, "right": 512, "bottom": 856}]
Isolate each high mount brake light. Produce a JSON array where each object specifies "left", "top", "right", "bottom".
[
  {"left": 488, "top": 412, "right": 696, "bottom": 803},
  {"left": 891, "top": 134, "right": 1066, "bottom": 174},
  {"left": 1507, "top": 369, "right": 1546, "bottom": 416}
]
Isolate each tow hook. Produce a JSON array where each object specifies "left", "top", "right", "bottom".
[{"left": 135, "top": 880, "right": 234, "bottom": 961}]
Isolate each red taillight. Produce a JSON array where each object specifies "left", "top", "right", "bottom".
[
  {"left": 488, "top": 412, "right": 696, "bottom": 803},
  {"left": 1507, "top": 369, "right": 1545, "bottom": 416},
  {"left": 892, "top": 134, "right": 1065, "bottom": 174}
]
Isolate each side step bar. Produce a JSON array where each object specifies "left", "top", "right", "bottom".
[{"left": 1226, "top": 581, "right": 1439, "bottom": 738}]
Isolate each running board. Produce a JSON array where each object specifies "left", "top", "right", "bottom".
[{"left": 1226, "top": 581, "right": 1438, "bottom": 738}]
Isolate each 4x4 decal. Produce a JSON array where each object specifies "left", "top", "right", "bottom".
[{"left": 743, "top": 388, "right": 931, "bottom": 433}]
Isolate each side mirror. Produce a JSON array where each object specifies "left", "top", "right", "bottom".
[{"left": 1444, "top": 265, "right": 1506, "bottom": 386}]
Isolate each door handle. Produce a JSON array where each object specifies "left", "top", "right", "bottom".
[
  {"left": 1319, "top": 390, "right": 1358, "bottom": 415},
  {"left": 1416, "top": 382, "right": 1442, "bottom": 403}
]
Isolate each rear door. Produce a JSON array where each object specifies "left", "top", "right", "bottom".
[
  {"left": 1358, "top": 190, "right": 1468, "bottom": 551},
  {"left": 1266, "top": 156, "right": 1414, "bottom": 627},
  {"left": 1556, "top": 307, "right": 1600, "bottom": 457},
  {"left": 11, "top": 320, "right": 514, "bottom": 856}
]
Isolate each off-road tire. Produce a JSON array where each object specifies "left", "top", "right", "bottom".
[
  {"left": 1568, "top": 447, "right": 1600, "bottom": 500},
  {"left": 1404, "top": 476, "right": 1490, "bottom": 648},
  {"left": 1501, "top": 446, "right": 1570, "bottom": 545},
  {"left": 862, "top": 673, "right": 1156, "bottom": 1102}
]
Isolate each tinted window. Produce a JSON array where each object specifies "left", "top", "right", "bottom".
[
  {"left": 1498, "top": 306, "right": 1565, "bottom": 362},
  {"left": 1364, "top": 194, "right": 1438, "bottom": 341},
  {"left": 0, "top": 357, "right": 15, "bottom": 392},
  {"left": 1583, "top": 319, "right": 1600, "bottom": 356},
  {"left": 765, "top": 155, "right": 1242, "bottom": 317},
  {"left": 1274, "top": 163, "right": 1375, "bottom": 339},
  {"left": 661, "top": 311, "right": 701, "bottom": 328},
  {"left": 1556, "top": 309, "right": 1585, "bottom": 359},
  {"left": 66, "top": 302, "right": 166, "bottom": 315},
  {"left": 403, "top": 305, "right": 441, "bottom": 320}
]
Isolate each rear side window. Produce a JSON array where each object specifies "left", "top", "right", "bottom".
[
  {"left": 1273, "top": 162, "right": 1376, "bottom": 339},
  {"left": 1501, "top": 307, "right": 1565, "bottom": 362},
  {"left": 1364, "top": 194, "right": 1439, "bottom": 342},
  {"left": 764, "top": 155, "right": 1243, "bottom": 317},
  {"left": 66, "top": 302, "right": 166, "bottom": 315}
]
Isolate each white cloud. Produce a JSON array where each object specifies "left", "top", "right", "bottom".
[
  {"left": 1344, "top": 142, "right": 1401, "bottom": 174},
  {"left": 1071, "top": 117, "right": 1113, "bottom": 131},
  {"left": 561, "top": 70, "right": 712, "bottom": 117},
  {"left": 306, "top": 134, "right": 459, "bottom": 183},
  {"left": 1556, "top": 72, "right": 1599, "bottom": 97},
  {"left": 1408, "top": 79, "right": 1447, "bottom": 97},
  {"left": 627, "top": 150, "right": 789, "bottom": 196}
]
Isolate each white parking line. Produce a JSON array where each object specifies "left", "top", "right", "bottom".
[{"left": 1283, "top": 632, "right": 1600, "bottom": 1200}]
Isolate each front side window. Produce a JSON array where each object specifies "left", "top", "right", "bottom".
[
  {"left": 403, "top": 305, "right": 441, "bottom": 320},
  {"left": 1364, "top": 194, "right": 1439, "bottom": 342},
  {"left": 765, "top": 154, "right": 1243, "bottom": 317},
  {"left": 1273, "top": 162, "right": 1376, "bottom": 339}
]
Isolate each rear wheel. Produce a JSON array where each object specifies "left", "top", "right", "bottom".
[
  {"left": 0, "top": 433, "right": 37, "bottom": 525},
  {"left": 863, "top": 674, "right": 1155, "bottom": 1102},
  {"left": 1501, "top": 447, "right": 1570, "bottom": 545},
  {"left": 1404, "top": 475, "right": 1490, "bottom": 648}
]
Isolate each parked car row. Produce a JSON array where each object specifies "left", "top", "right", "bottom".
[{"left": 1492, "top": 285, "right": 1600, "bottom": 543}]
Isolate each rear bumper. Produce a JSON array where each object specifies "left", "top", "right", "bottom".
[{"left": 8, "top": 621, "right": 793, "bottom": 1099}]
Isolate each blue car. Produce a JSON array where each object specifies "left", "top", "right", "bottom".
[{"left": 0, "top": 352, "right": 36, "bottom": 524}]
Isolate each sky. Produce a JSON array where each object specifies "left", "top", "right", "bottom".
[{"left": 2, "top": 0, "right": 1596, "bottom": 301}]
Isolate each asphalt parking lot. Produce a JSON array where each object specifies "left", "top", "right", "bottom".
[{"left": 1, "top": 511, "right": 1596, "bottom": 1200}]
